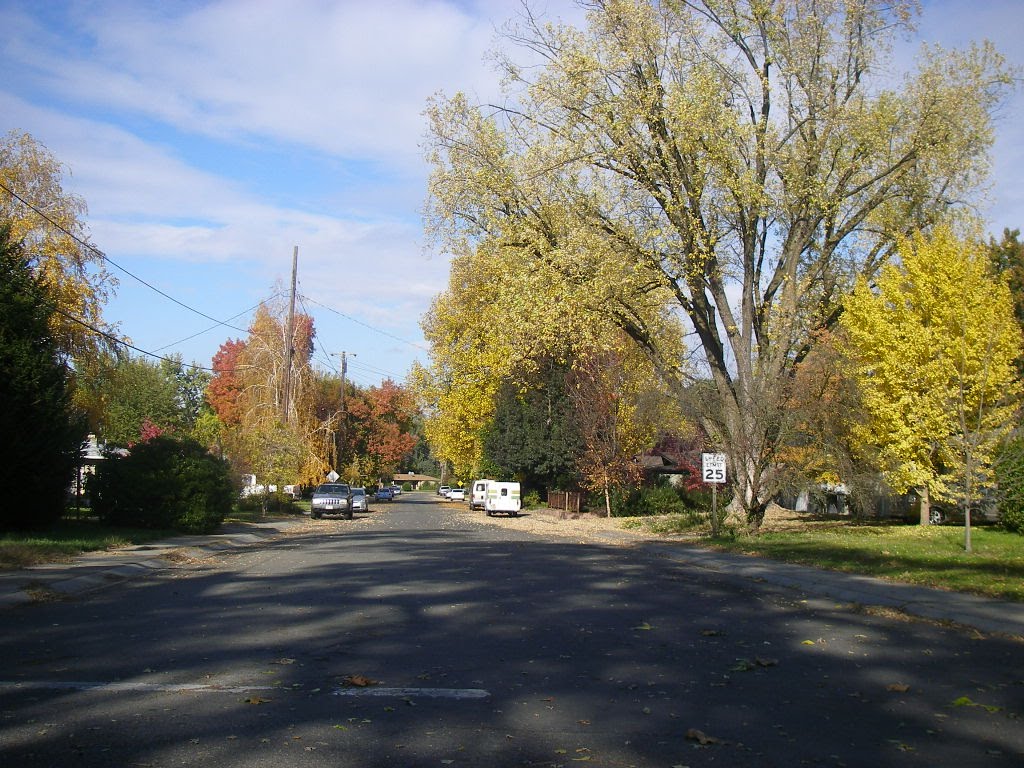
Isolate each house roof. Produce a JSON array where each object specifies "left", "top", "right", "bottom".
[{"left": 393, "top": 473, "right": 439, "bottom": 483}]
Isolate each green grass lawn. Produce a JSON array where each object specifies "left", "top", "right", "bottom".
[
  {"left": 712, "top": 523, "right": 1024, "bottom": 602},
  {"left": 0, "top": 520, "right": 176, "bottom": 569}
]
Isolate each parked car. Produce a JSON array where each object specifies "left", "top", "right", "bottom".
[
  {"left": 390, "top": 484, "right": 402, "bottom": 496},
  {"left": 927, "top": 500, "right": 1001, "bottom": 525},
  {"left": 448, "top": 487, "right": 466, "bottom": 501},
  {"left": 351, "top": 487, "right": 370, "bottom": 512},
  {"left": 438, "top": 485, "right": 451, "bottom": 497},
  {"left": 311, "top": 483, "right": 353, "bottom": 519},
  {"left": 375, "top": 486, "right": 394, "bottom": 501}
]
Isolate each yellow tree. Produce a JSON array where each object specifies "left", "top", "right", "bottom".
[
  {"left": 230, "top": 299, "right": 317, "bottom": 487},
  {"left": 0, "top": 131, "right": 116, "bottom": 363},
  {"left": 425, "top": 0, "right": 1013, "bottom": 528},
  {"left": 414, "top": 224, "right": 684, "bottom": 480},
  {"left": 840, "top": 227, "right": 1022, "bottom": 530}
]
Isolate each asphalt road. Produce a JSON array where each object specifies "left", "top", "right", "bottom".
[{"left": 1, "top": 494, "right": 1021, "bottom": 767}]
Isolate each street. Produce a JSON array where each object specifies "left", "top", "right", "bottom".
[{"left": 1, "top": 494, "right": 1021, "bottom": 767}]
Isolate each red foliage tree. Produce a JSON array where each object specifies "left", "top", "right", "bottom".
[{"left": 207, "top": 339, "right": 246, "bottom": 426}]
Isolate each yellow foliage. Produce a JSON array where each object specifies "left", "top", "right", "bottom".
[
  {"left": 841, "top": 226, "right": 1022, "bottom": 500},
  {"left": 0, "top": 130, "right": 116, "bottom": 364}
]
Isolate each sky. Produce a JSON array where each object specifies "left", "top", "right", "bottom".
[{"left": 1, "top": 0, "right": 1023, "bottom": 389}]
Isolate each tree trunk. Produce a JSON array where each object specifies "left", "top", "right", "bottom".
[{"left": 919, "top": 484, "right": 930, "bottom": 526}]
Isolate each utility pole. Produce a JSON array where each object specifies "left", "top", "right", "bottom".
[
  {"left": 281, "top": 246, "right": 298, "bottom": 423},
  {"left": 335, "top": 352, "right": 354, "bottom": 471}
]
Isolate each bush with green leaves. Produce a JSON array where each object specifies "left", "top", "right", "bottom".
[
  {"left": 995, "top": 436, "right": 1024, "bottom": 534},
  {"left": 0, "top": 224, "right": 85, "bottom": 531},
  {"left": 236, "top": 491, "right": 301, "bottom": 515},
  {"left": 602, "top": 479, "right": 710, "bottom": 518},
  {"left": 92, "top": 435, "right": 235, "bottom": 533}
]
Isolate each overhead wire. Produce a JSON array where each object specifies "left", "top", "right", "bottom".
[
  {"left": 0, "top": 178, "right": 251, "bottom": 334},
  {"left": 51, "top": 305, "right": 219, "bottom": 372},
  {"left": 151, "top": 296, "right": 276, "bottom": 353},
  {"left": 298, "top": 290, "right": 429, "bottom": 353},
  {"left": 3, "top": 179, "right": 423, "bottom": 382}
]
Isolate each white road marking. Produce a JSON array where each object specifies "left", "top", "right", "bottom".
[
  {"left": 0, "top": 681, "right": 491, "bottom": 700},
  {"left": 0, "top": 681, "right": 275, "bottom": 693},
  {"left": 333, "top": 687, "right": 490, "bottom": 700}
]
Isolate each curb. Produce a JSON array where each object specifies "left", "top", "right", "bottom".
[
  {"left": 0, "top": 520, "right": 302, "bottom": 610},
  {"left": 635, "top": 539, "right": 1024, "bottom": 639}
]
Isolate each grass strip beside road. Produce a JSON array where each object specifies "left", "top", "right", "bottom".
[
  {"left": 710, "top": 524, "right": 1024, "bottom": 602},
  {"left": 0, "top": 520, "right": 175, "bottom": 569}
]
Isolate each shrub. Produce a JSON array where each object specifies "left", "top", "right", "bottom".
[
  {"left": 604, "top": 480, "right": 703, "bottom": 518},
  {"left": 236, "top": 492, "right": 301, "bottom": 515},
  {"left": 92, "top": 435, "right": 234, "bottom": 533},
  {"left": 522, "top": 489, "right": 542, "bottom": 509}
]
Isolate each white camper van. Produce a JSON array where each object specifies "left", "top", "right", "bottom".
[
  {"left": 484, "top": 481, "right": 521, "bottom": 517},
  {"left": 469, "top": 479, "right": 493, "bottom": 511}
]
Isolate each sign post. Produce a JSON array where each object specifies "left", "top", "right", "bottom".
[{"left": 701, "top": 453, "right": 727, "bottom": 535}]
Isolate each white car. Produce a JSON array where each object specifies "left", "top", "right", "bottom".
[
  {"left": 438, "top": 485, "right": 451, "bottom": 497},
  {"left": 447, "top": 488, "right": 466, "bottom": 501}
]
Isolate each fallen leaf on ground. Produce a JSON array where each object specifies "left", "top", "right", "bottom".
[
  {"left": 686, "top": 728, "right": 722, "bottom": 745},
  {"left": 634, "top": 621, "right": 654, "bottom": 630},
  {"left": 342, "top": 674, "right": 378, "bottom": 687},
  {"left": 887, "top": 683, "right": 911, "bottom": 693},
  {"left": 244, "top": 697, "right": 270, "bottom": 705}
]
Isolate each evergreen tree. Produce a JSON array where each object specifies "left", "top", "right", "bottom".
[
  {"left": 0, "top": 223, "right": 85, "bottom": 530},
  {"left": 483, "top": 360, "right": 582, "bottom": 494}
]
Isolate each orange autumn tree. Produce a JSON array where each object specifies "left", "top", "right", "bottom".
[{"left": 344, "top": 380, "right": 418, "bottom": 485}]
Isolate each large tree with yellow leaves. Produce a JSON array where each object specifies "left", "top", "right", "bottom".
[
  {"left": 0, "top": 131, "right": 116, "bottom": 365},
  {"left": 841, "top": 227, "right": 1022, "bottom": 528},
  {"left": 425, "top": 0, "right": 1013, "bottom": 527}
]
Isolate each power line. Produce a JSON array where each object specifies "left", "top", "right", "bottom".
[
  {"left": 51, "top": 305, "right": 219, "bottom": 372},
  {"left": 0, "top": 178, "right": 250, "bottom": 334},
  {"left": 347, "top": 357, "right": 404, "bottom": 382},
  {"left": 298, "top": 290, "right": 429, "bottom": 352},
  {"left": 296, "top": 293, "right": 409, "bottom": 383},
  {"left": 151, "top": 295, "right": 277, "bottom": 353}
]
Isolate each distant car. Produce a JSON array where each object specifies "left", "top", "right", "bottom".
[
  {"left": 375, "top": 487, "right": 394, "bottom": 501},
  {"left": 447, "top": 487, "right": 466, "bottom": 501},
  {"left": 351, "top": 487, "right": 370, "bottom": 512},
  {"left": 438, "top": 485, "right": 451, "bottom": 497},
  {"left": 390, "top": 485, "right": 402, "bottom": 496},
  {"left": 311, "top": 483, "right": 353, "bottom": 519}
]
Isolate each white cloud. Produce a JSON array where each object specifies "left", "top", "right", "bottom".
[
  {"left": 2, "top": 0, "right": 1021, "bottom": 375},
  {"left": 16, "top": 0, "right": 504, "bottom": 165}
]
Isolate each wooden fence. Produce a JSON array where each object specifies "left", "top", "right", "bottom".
[{"left": 547, "top": 490, "right": 584, "bottom": 518}]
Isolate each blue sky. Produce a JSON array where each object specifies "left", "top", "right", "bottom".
[{"left": 1, "top": 0, "right": 1023, "bottom": 388}]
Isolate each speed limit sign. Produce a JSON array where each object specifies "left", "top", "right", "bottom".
[{"left": 701, "top": 453, "right": 727, "bottom": 484}]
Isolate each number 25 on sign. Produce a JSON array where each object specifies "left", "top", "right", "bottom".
[{"left": 701, "top": 453, "right": 727, "bottom": 484}]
